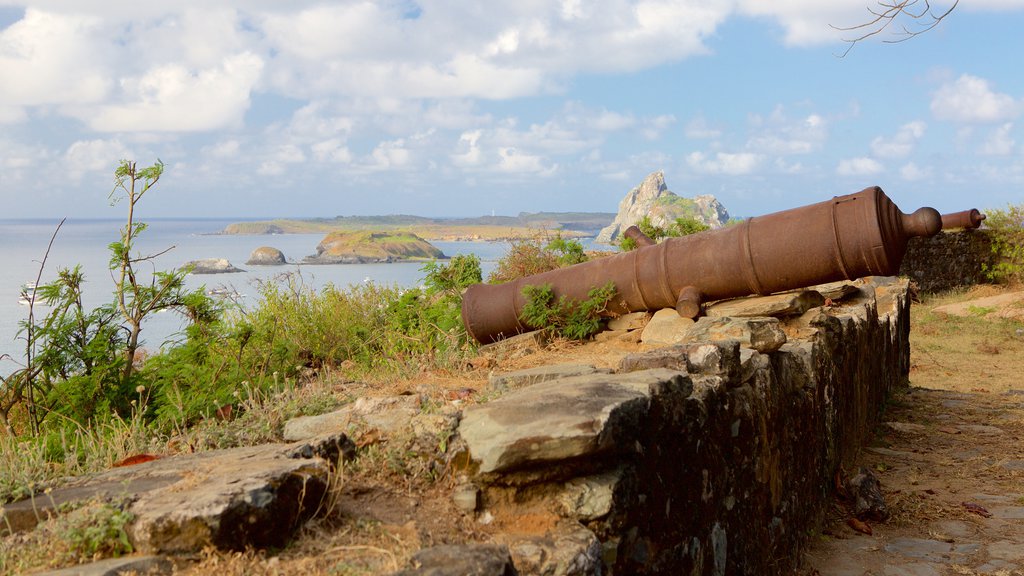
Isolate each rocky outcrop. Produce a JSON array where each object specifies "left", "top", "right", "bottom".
[
  {"left": 222, "top": 222, "right": 284, "bottom": 235},
  {"left": 245, "top": 246, "right": 287, "bottom": 266},
  {"left": 595, "top": 171, "right": 730, "bottom": 244},
  {"left": 301, "top": 231, "right": 445, "bottom": 264},
  {"left": 455, "top": 277, "right": 912, "bottom": 575},
  {"left": 184, "top": 258, "right": 244, "bottom": 274}
]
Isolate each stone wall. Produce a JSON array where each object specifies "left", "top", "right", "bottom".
[
  {"left": 900, "top": 230, "right": 994, "bottom": 293},
  {"left": 457, "top": 278, "right": 911, "bottom": 575}
]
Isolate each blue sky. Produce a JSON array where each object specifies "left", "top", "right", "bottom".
[{"left": 1, "top": 1, "right": 1022, "bottom": 220}]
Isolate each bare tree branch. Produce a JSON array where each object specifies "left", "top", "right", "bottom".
[{"left": 832, "top": 0, "right": 958, "bottom": 57}]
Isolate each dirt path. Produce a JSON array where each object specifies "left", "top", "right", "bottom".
[{"left": 804, "top": 288, "right": 1024, "bottom": 576}]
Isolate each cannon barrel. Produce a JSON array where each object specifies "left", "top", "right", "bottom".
[
  {"left": 941, "top": 209, "right": 985, "bottom": 230},
  {"left": 462, "top": 186, "right": 942, "bottom": 344}
]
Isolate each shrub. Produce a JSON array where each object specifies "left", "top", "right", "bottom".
[
  {"left": 983, "top": 203, "right": 1024, "bottom": 284},
  {"left": 519, "top": 282, "right": 617, "bottom": 340},
  {"left": 489, "top": 233, "right": 587, "bottom": 283},
  {"left": 619, "top": 215, "right": 709, "bottom": 251}
]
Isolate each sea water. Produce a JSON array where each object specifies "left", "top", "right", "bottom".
[{"left": 0, "top": 218, "right": 519, "bottom": 369}]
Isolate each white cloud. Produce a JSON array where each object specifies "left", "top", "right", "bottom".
[
  {"left": 837, "top": 156, "right": 884, "bottom": 176},
  {"left": 451, "top": 130, "right": 484, "bottom": 168},
  {"left": 205, "top": 140, "right": 241, "bottom": 159},
  {"left": 497, "top": 147, "right": 556, "bottom": 175},
  {"left": 737, "top": 1, "right": 869, "bottom": 46},
  {"left": 746, "top": 109, "right": 827, "bottom": 155},
  {"left": 64, "top": 138, "right": 131, "bottom": 175},
  {"left": 687, "top": 151, "right": 763, "bottom": 175},
  {"left": 311, "top": 139, "right": 353, "bottom": 164},
  {"left": 981, "top": 123, "right": 1016, "bottom": 156},
  {"left": 81, "top": 52, "right": 264, "bottom": 132},
  {"left": 0, "top": 9, "right": 111, "bottom": 107},
  {"left": 900, "top": 162, "right": 931, "bottom": 181},
  {"left": 931, "top": 74, "right": 1020, "bottom": 124},
  {"left": 685, "top": 115, "right": 721, "bottom": 139},
  {"left": 870, "top": 121, "right": 927, "bottom": 158}
]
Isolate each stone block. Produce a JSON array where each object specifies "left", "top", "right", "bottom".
[
  {"left": 487, "top": 363, "right": 612, "bottom": 395},
  {"left": 705, "top": 290, "right": 824, "bottom": 319},
  {"left": 392, "top": 543, "right": 517, "bottom": 576},
  {"left": 618, "top": 341, "right": 740, "bottom": 380},
  {"left": 459, "top": 369, "right": 690, "bottom": 475},
  {"left": 685, "top": 316, "right": 787, "bottom": 353}
]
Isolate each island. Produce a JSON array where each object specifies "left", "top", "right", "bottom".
[
  {"left": 220, "top": 212, "right": 615, "bottom": 242},
  {"left": 301, "top": 231, "right": 445, "bottom": 264}
]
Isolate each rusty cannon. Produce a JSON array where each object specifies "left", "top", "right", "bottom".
[
  {"left": 940, "top": 208, "right": 986, "bottom": 230},
  {"left": 461, "top": 186, "right": 943, "bottom": 344}
]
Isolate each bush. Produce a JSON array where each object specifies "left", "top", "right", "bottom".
[
  {"left": 983, "top": 203, "right": 1024, "bottom": 284},
  {"left": 489, "top": 233, "right": 587, "bottom": 283},
  {"left": 519, "top": 282, "right": 617, "bottom": 340},
  {"left": 619, "top": 215, "right": 709, "bottom": 251}
]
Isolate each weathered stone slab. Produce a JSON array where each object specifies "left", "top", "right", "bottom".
[
  {"left": 2, "top": 434, "right": 350, "bottom": 553},
  {"left": 618, "top": 341, "right": 740, "bottom": 381},
  {"left": 392, "top": 543, "right": 517, "bottom": 576},
  {"left": 684, "top": 316, "right": 787, "bottom": 353},
  {"left": 35, "top": 555, "right": 172, "bottom": 576},
  {"left": 805, "top": 280, "right": 863, "bottom": 301},
  {"left": 705, "top": 290, "right": 824, "bottom": 319},
  {"left": 640, "top": 308, "right": 695, "bottom": 346},
  {"left": 459, "top": 369, "right": 690, "bottom": 475},
  {"left": 487, "top": 363, "right": 612, "bottom": 394}
]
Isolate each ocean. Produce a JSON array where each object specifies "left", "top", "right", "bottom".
[{"left": 0, "top": 218, "right": 515, "bottom": 369}]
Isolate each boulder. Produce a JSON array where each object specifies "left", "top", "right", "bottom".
[
  {"left": 596, "top": 171, "right": 730, "bottom": 244},
  {"left": 184, "top": 258, "right": 244, "bottom": 274},
  {"left": 245, "top": 246, "right": 286, "bottom": 265},
  {"left": 640, "top": 308, "right": 695, "bottom": 346}
]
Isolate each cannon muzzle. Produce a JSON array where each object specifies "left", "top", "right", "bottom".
[
  {"left": 941, "top": 209, "right": 986, "bottom": 230},
  {"left": 462, "top": 186, "right": 942, "bottom": 344}
]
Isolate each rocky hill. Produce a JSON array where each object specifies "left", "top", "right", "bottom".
[
  {"left": 595, "top": 171, "right": 730, "bottom": 244},
  {"left": 301, "top": 231, "right": 445, "bottom": 264}
]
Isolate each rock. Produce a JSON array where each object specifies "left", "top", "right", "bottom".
[
  {"left": 848, "top": 467, "right": 889, "bottom": 521},
  {"left": 1, "top": 435, "right": 350, "bottom": 553},
  {"left": 452, "top": 484, "right": 480, "bottom": 513},
  {"left": 283, "top": 396, "right": 458, "bottom": 452},
  {"left": 596, "top": 171, "right": 729, "bottom": 244},
  {"left": 806, "top": 280, "right": 863, "bottom": 302},
  {"left": 607, "top": 311, "right": 651, "bottom": 331},
  {"left": 459, "top": 369, "right": 690, "bottom": 476},
  {"left": 705, "top": 290, "right": 825, "bottom": 319},
  {"left": 556, "top": 469, "right": 623, "bottom": 521},
  {"left": 34, "top": 556, "right": 173, "bottom": 576},
  {"left": 640, "top": 308, "right": 695, "bottom": 346},
  {"left": 684, "top": 316, "right": 787, "bottom": 353},
  {"left": 619, "top": 341, "right": 741, "bottom": 380},
  {"left": 478, "top": 330, "right": 549, "bottom": 360},
  {"left": 222, "top": 222, "right": 285, "bottom": 235},
  {"left": 501, "top": 522, "right": 603, "bottom": 576},
  {"left": 302, "top": 231, "right": 445, "bottom": 264},
  {"left": 184, "top": 258, "right": 244, "bottom": 274},
  {"left": 487, "top": 363, "right": 613, "bottom": 394},
  {"left": 245, "top": 246, "right": 286, "bottom": 265},
  {"left": 392, "top": 543, "right": 517, "bottom": 576}
]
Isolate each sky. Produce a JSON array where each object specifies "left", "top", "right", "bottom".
[{"left": 1, "top": 0, "right": 1023, "bottom": 220}]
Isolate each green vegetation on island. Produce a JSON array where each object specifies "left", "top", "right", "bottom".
[{"left": 305, "top": 230, "right": 445, "bottom": 264}]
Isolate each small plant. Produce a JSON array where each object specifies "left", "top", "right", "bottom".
[
  {"left": 519, "top": 282, "right": 617, "bottom": 340},
  {"left": 982, "top": 202, "right": 1024, "bottom": 284}
]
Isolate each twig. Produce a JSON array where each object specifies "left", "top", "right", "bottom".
[{"left": 832, "top": 0, "right": 958, "bottom": 57}]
